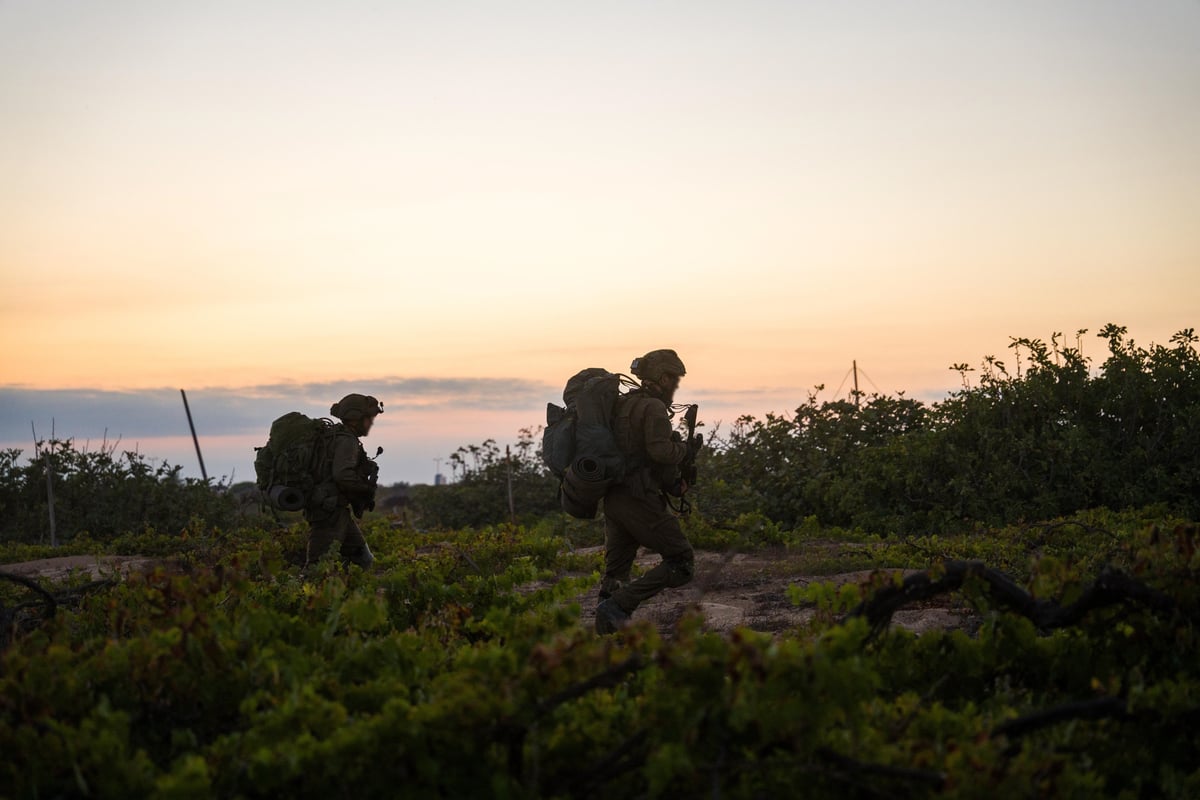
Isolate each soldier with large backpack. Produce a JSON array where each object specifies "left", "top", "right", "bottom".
[
  {"left": 594, "top": 349, "right": 702, "bottom": 634},
  {"left": 304, "top": 393, "right": 384, "bottom": 569},
  {"left": 255, "top": 393, "right": 384, "bottom": 570}
]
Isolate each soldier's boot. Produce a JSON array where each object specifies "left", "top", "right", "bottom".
[
  {"left": 594, "top": 598, "right": 631, "bottom": 635},
  {"left": 598, "top": 576, "right": 627, "bottom": 602}
]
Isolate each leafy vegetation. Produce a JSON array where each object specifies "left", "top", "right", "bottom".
[
  {"left": 696, "top": 326, "right": 1200, "bottom": 533},
  {"left": 5, "top": 325, "right": 1195, "bottom": 542},
  {"left": 404, "top": 427, "right": 561, "bottom": 529},
  {"left": 2, "top": 511, "right": 1197, "bottom": 798},
  {"left": 400, "top": 324, "right": 1200, "bottom": 535},
  {"left": 0, "top": 440, "right": 243, "bottom": 545},
  {"left": 2, "top": 324, "right": 1198, "bottom": 797}
]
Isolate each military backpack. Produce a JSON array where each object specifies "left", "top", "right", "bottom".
[
  {"left": 542, "top": 368, "right": 633, "bottom": 519},
  {"left": 253, "top": 412, "right": 339, "bottom": 511}
]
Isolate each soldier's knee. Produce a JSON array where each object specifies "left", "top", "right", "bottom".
[{"left": 664, "top": 554, "right": 694, "bottom": 588}]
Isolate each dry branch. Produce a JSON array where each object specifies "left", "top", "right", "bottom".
[
  {"left": 991, "top": 696, "right": 1129, "bottom": 741},
  {"left": 534, "top": 653, "right": 646, "bottom": 718},
  {"left": 0, "top": 570, "right": 58, "bottom": 619},
  {"left": 0, "top": 571, "right": 118, "bottom": 650},
  {"left": 845, "top": 560, "right": 1174, "bottom": 637}
]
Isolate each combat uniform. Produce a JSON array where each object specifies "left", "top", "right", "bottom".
[
  {"left": 598, "top": 390, "right": 694, "bottom": 617},
  {"left": 305, "top": 413, "right": 380, "bottom": 569}
]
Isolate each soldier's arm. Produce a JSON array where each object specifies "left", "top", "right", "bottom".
[
  {"left": 641, "top": 398, "right": 688, "bottom": 465},
  {"left": 331, "top": 435, "right": 373, "bottom": 497}
]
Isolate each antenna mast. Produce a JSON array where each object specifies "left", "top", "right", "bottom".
[{"left": 180, "top": 389, "right": 208, "bottom": 482}]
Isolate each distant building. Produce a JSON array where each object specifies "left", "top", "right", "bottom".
[{"left": 434, "top": 473, "right": 446, "bottom": 486}]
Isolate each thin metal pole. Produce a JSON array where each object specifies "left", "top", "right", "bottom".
[
  {"left": 180, "top": 389, "right": 208, "bottom": 481},
  {"left": 45, "top": 451, "right": 57, "bottom": 547},
  {"left": 852, "top": 360, "right": 860, "bottom": 409},
  {"left": 506, "top": 445, "right": 516, "bottom": 525},
  {"left": 34, "top": 421, "right": 58, "bottom": 547}
]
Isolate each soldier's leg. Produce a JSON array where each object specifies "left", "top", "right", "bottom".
[
  {"left": 600, "top": 500, "right": 639, "bottom": 600},
  {"left": 339, "top": 516, "right": 374, "bottom": 569},
  {"left": 607, "top": 492, "right": 694, "bottom": 614},
  {"left": 305, "top": 510, "right": 345, "bottom": 567}
]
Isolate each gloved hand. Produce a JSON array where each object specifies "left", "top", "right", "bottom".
[{"left": 351, "top": 491, "right": 375, "bottom": 519}]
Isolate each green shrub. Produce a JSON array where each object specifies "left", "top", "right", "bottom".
[{"left": 0, "top": 440, "right": 248, "bottom": 545}]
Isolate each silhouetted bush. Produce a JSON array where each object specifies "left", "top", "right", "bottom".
[
  {"left": 409, "top": 428, "right": 559, "bottom": 529},
  {"left": 0, "top": 440, "right": 240, "bottom": 544},
  {"left": 695, "top": 325, "right": 1200, "bottom": 533}
]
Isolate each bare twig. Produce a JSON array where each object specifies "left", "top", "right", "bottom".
[
  {"left": 0, "top": 571, "right": 58, "bottom": 620},
  {"left": 534, "top": 654, "right": 646, "bottom": 718},
  {"left": 991, "top": 696, "right": 1128, "bottom": 741},
  {"left": 845, "top": 560, "right": 1175, "bottom": 638}
]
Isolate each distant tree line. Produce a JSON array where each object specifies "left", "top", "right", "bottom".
[
  {"left": 0, "top": 440, "right": 241, "bottom": 544},
  {"left": 414, "top": 324, "right": 1198, "bottom": 535},
  {"left": 2, "top": 324, "right": 1195, "bottom": 542},
  {"left": 405, "top": 428, "right": 560, "bottom": 529},
  {"left": 695, "top": 325, "right": 1200, "bottom": 533}
]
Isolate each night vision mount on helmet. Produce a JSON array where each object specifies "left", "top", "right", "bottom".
[
  {"left": 330, "top": 393, "right": 384, "bottom": 422},
  {"left": 630, "top": 349, "right": 686, "bottom": 383}
]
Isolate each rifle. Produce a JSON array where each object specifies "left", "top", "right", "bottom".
[
  {"left": 352, "top": 446, "right": 383, "bottom": 518},
  {"left": 679, "top": 404, "right": 700, "bottom": 487},
  {"left": 671, "top": 404, "right": 701, "bottom": 515}
]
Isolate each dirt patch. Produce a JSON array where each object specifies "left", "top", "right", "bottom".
[
  {"left": 0, "top": 555, "right": 159, "bottom": 583},
  {"left": 574, "top": 546, "right": 974, "bottom": 637}
]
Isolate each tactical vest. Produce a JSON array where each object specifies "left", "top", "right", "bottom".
[{"left": 613, "top": 391, "right": 677, "bottom": 492}]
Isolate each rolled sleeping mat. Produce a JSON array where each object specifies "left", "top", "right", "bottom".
[
  {"left": 571, "top": 455, "right": 607, "bottom": 483},
  {"left": 268, "top": 484, "right": 305, "bottom": 511},
  {"left": 559, "top": 481, "right": 598, "bottom": 520},
  {"left": 561, "top": 464, "right": 610, "bottom": 518}
]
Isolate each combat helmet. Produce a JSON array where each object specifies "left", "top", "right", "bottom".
[
  {"left": 330, "top": 393, "right": 384, "bottom": 422},
  {"left": 630, "top": 349, "right": 686, "bottom": 383}
]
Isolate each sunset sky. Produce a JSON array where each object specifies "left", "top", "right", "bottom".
[{"left": 2, "top": 1, "right": 1197, "bottom": 486}]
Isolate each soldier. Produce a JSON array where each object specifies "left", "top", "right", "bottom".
[
  {"left": 594, "top": 349, "right": 699, "bottom": 634},
  {"left": 305, "top": 393, "right": 383, "bottom": 569}
]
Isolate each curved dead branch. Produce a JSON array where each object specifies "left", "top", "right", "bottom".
[
  {"left": 844, "top": 560, "right": 1175, "bottom": 637},
  {"left": 991, "top": 696, "right": 1129, "bottom": 741},
  {"left": 0, "top": 571, "right": 116, "bottom": 649},
  {"left": 0, "top": 570, "right": 58, "bottom": 619}
]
